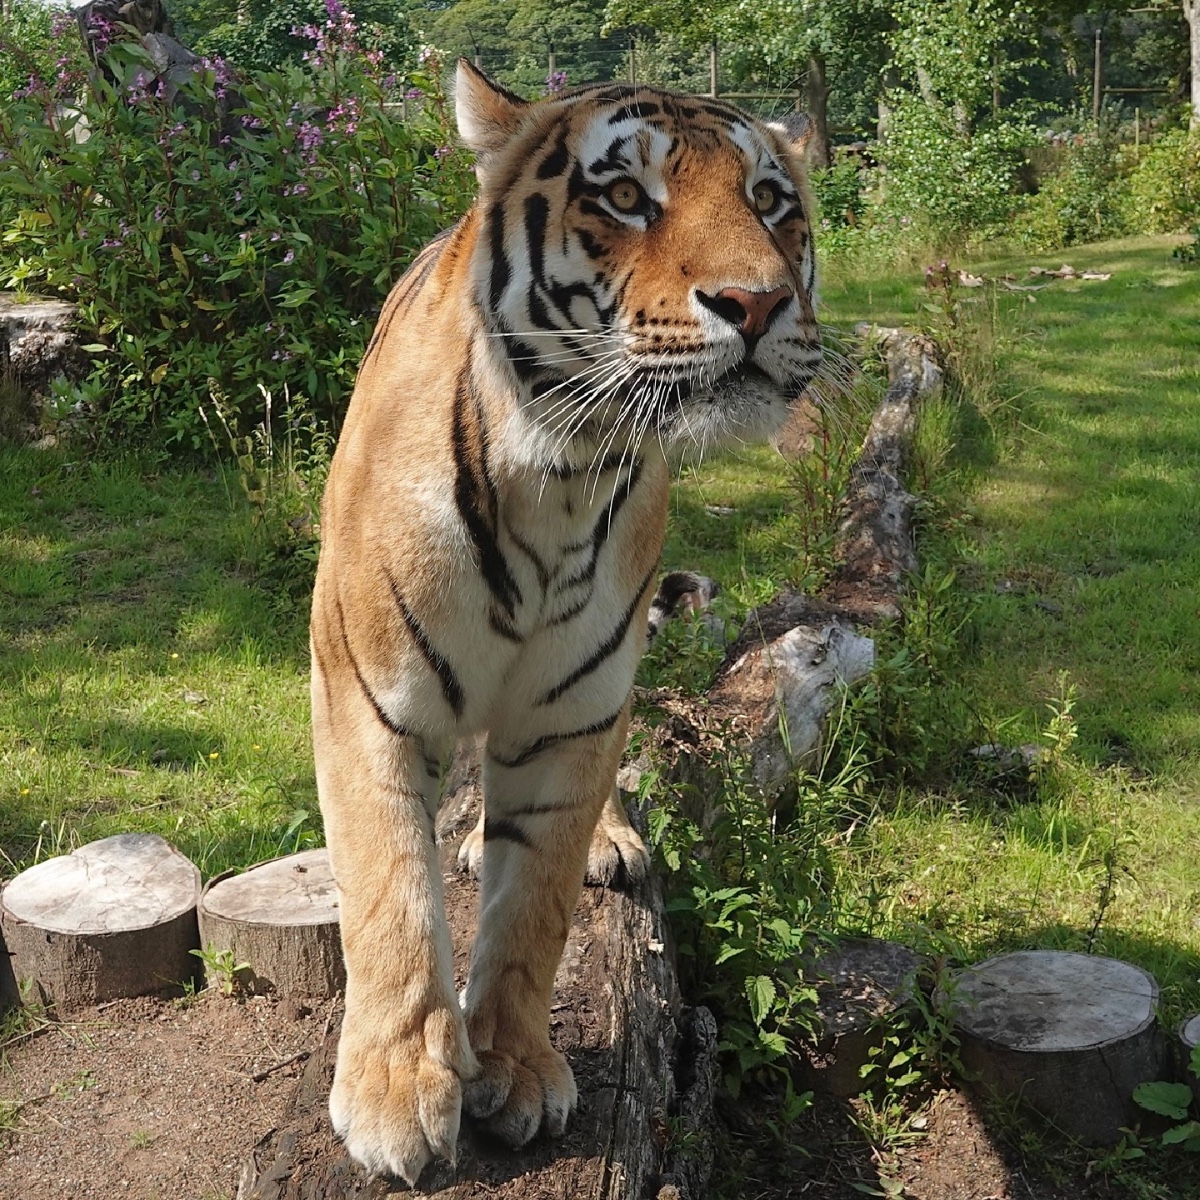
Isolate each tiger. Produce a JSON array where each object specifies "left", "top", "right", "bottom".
[{"left": 309, "top": 60, "right": 822, "bottom": 1184}]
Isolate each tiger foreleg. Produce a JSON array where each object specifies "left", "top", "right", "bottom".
[
  {"left": 458, "top": 786, "right": 649, "bottom": 886},
  {"left": 459, "top": 711, "right": 629, "bottom": 1145},
  {"left": 312, "top": 641, "right": 477, "bottom": 1185}
]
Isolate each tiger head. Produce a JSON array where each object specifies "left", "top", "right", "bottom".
[{"left": 455, "top": 61, "right": 822, "bottom": 467}]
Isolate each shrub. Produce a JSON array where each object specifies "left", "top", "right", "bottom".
[
  {"left": 1017, "top": 120, "right": 1133, "bottom": 251},
  {"left": 1123, "top": 127, "right": 1200, "bottom": 235},
  {"left": 0, "top": 20, "right": 474, "bottom": 450}
]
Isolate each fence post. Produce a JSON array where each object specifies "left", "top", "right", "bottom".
[
  {"left": 548, "top": 43, "right": 556, "bottom": 81},
  {"left": 1092, "top": 28, "right": 1102, "bottom": 123},
  {"left": 709, "top": 39, "right": 718, "bottom": 98},
  {"left": 1134, "top": 105, "right": 1140, "bottom": 157},
  {"left": 629, "top": 35, "right": 636, "bottom": 84}
]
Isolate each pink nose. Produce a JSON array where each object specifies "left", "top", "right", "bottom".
[{"left": 696, "top": 285, "right": 794, "bottom": 339}]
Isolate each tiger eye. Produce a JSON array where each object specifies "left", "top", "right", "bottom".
[
  {"left": 753, "top": 181, "right": 779, "bottom": 214},
  {"left": 608, "top": 179, "right": 642, "bottom": 213}
]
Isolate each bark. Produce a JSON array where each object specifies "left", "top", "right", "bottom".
[
  {"left": 0, "top": 834, "right": 200, "bottom": 1012},
  {"left": 804, "top": 54, "right": 832, "bottom": 170},
  {"left": 1179, "top": 1014, "right": 1200, "bottom": 1111},
  {"left": 948, "top": 951, "right": 1167, "bottom": 1146},
  {"left": 198, "top": 850, "right": 346, "bottom": 999},
  {"left": 1186, "top": 0, "right": 1200, "bottom": 132}
]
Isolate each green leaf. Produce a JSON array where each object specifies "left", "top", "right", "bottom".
[
  {"left": 746, "top": 975, "right": 776, "bottom": 1026},
  {"left": 1162, "top": 1121, "right": 1200, "bottom": 1147},
  {"left": 1133, "top": 1081, "right": 1192, "bottom": 1120}
]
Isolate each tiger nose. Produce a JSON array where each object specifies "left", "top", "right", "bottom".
[{"left": 696, "top": 285, "right": 794, "bottom": 339}]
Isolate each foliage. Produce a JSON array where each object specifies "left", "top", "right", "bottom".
[
  {"left": 189, "top": 944, "right": 252, "bottom": 995},
  {"left": 875, "top": 0, "right": 1041, "bottom": 244},
  {"left": 0, "top": 1, "right": 74, "bottom": 101},
  {"left": 184, "top": 0, "right": 416, "bottom": 74},
  {"left": 0, "top": 21, "right": 473, "bottom": 451},
  {"left": 810, "top": 156, "right": 867, "bottom": 229},
  {"left": 1019, "top": 117, "right": 1134, "bottom": 250},
  {"left": 643, "top": 730, "right": 871, "bottom": 1094},
  {"left": 1124, "top": 126, "right": 1200, "bottom": 235}
]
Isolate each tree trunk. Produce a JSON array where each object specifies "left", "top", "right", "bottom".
[
  {"left": 1185, "top": 0, "right": 1200, "bottom": 131},
  {"left": 948, "top": 951, "right": 1167, "bottom": 1146},
  {"left": 235, "top": 816, "right": 717, "bottom": 1199},
  {"left": 0, "top": 834, "right": 200, "bottom": 1012},
  {"left": 804, "top": 54, "right": 831, "bottom": 169}
]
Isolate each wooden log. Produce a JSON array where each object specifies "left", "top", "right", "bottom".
[
  {"left": 947, "top": 950, "right": 1167, "bottom": 1145},
  {"left": 646, "top": 328, "right": 940, "bottom": 801},
  {"left": 198, "top": 849, "right": 345, "bottom": 999},
  {"left": 1180, "top": 1015, "right": 1200, "bottom": 1111},
  {"left": 235, "top": 821, "right": 716, "bottom": 1199},
  {"left": 0, "top": 293, "right": 83, "bottom": 408},
  {"left": 0, "top": 833, "right": 200, "bottom": 1011},
  {"left": 795, "top": 938, "right": 925, "bottom": 1100}
]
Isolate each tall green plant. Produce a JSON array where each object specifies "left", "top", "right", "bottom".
[{"left": 0, "top": 19, "right": 473, "bottom": 449}]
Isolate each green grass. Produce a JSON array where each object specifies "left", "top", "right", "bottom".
[
  {"left": 0, "top": 449, "right": 319, "bottom": 876},
  {"left": 832, "top": 236, "right": 1200, "bottom": 1024}
]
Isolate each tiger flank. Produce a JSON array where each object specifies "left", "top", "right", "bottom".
[{"left": 309, "top": 61, "right": 822, "bottom": 1183}]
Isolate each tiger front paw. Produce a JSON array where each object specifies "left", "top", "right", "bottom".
[
  {"left": 331, "top": 1002, "right": 478, "bottom": 1185},
  {"left": 462, "top": 1045, "right": 578, "bottom": 1147}
]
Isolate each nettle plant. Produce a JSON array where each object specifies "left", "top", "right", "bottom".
[{"left": 0, "top": 9, "right": 474, "bottom": 448}]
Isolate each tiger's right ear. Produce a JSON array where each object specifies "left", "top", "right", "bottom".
[{"left": 454, "top": 59, "right": 528, "bottom": 158}]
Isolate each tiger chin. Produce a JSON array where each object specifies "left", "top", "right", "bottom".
[{"left": 310, "top": 60, "right": 822, "bottom": 1184}]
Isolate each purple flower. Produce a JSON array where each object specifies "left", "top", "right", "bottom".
[
  {"left": 191, "top": 170, "right": 201, "bottom": 181},
  {"left": 434, "top": 144, "right": 452, "bottom": 160},
  {"left": 325, "top": 0, "right": 345, "bottom": 19},
  {"left": 405, "top": 87, "right": 423, "bottom": 100},
  {"left": 544, "top": 70, "right": 568, "bottom": 95},
  {"left": 282, "top": 249, "right": 295, "bottom": 264},
  {"left": 100, "top": 237, "right": 122, "bottom": 249}
]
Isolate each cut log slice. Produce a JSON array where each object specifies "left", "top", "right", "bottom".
[
  {"left": 0, "top": 833, "right": 200, "bottom": 1011},
  {"left": 947, "top": 950, "right": 1166, "bottom": 1145},
  {"left": 1180, "top": 1015, "right": 1200, "bottom": 1110},
  {"left": 199, "top": 849, "right": 345, "bottom": 998},
  {"left": 796, "top": 938, "right": 926, "bottom": 1099}
]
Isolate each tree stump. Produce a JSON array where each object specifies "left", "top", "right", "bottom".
[
  {"left": 0, "top": 833, "right": 200, "bottom": 1011},
  {"left": 947, "top": 950, "right": 1166, "bottom": 1144},
  {"left": 795, "top": 938, "right": 926, "bottom": 1100},
  {"left": 1180, "top": 1015, "right": 1200, "bottom": 1111},
  {"left": 199, "top": 850, "right": 345, "bottom": 998},
  {"left": 235, "top": 816, "right": 717, "bottom": 1199},
  {"left": 0, "top": 293, "right": 84, "bottom": 409}
]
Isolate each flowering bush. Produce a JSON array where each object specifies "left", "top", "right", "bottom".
[
  {"left": 0, "top": 12, "right": 473, "bottom": 448},
  {"left": 1122, "top": 127, "right": 1200, "bottom": 235}
]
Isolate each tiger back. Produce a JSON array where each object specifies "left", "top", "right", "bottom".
[{"left": 310, "top": 61, "right": 821, "bottom": 1184}]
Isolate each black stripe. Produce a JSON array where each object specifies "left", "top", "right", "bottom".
[
  {"left": 489, "top": 706, "right": 624, "bottom": 769},
  {"left": 487, "top": 202, "right": 510, "bottom": 313},
  {"left": 483, "top": 818, "right": 533, "bottom": 847},
  {"left": 334, "top": 597, "right": 410, "bottom": 739},
  {"left": 452, "top": 367, "right": 522, "bottom": 618},
  {"left": 538, "top": 564, "right": 657, "bottom": 706},
  {"left": 588, "top": 135, "right": 631, "bottom": 176},
  {"left": 489, "top": 611, "right": 525, "bottom": 643},
  {"left": 525, "top": 193, "right": 549, "bottom": 284},
  {"left": 536, "top": 130, "right": 571, "bottom": 179},
  {"left": 505, "top": 522, "right": 551, "bottom": 594},
  {"left": 556, "top": 459, "right": 644, "bottom": 596},
  {"left": 608, "top": 101, "right": 659, "bottom": 123},
  {"left": 383, "top": 569, "right": 464, "bottom": 717}
]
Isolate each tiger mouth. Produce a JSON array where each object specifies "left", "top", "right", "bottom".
[{"left": 710, "top": 361, "right": 775, "bottom": 388}]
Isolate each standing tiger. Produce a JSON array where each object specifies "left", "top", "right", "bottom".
[{"left": 310, "top": 61, "right": 822, "bottom": 1183}]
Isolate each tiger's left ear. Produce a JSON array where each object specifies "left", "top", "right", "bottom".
[
  {"left": 454, "top": 59, "right": 528, "bottom": 158},
  {"left": 767, "top": 113, "right": 815, "bottom": 161}
]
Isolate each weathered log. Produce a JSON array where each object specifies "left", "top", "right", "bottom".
[
  {"left": 646, "top": 327, "right": 940, "bottom": 798},
  {"left": 0, "top": 293, "right": 84, "bottom": 407},
  {"left": 1180, "top": 1015, "right": 1200, "bottom": 1111},
  {"left": 947, "top": 950, "right": 1167, "bottom": 1145},
  {"left": 0, "top": 833, "right": 200, "bottom": 1011},
  {"left": 795, "top": 938, "right": 926, "bottom": 1100},
  {"left": 236, "top": 820, "right": 716, "bottom": 1199},
  {"left": 199, "top": 850, "right": 345, "bottom": 999},
  {"left": 825, "top": 326, "right": 940, "bottom": 623}
]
